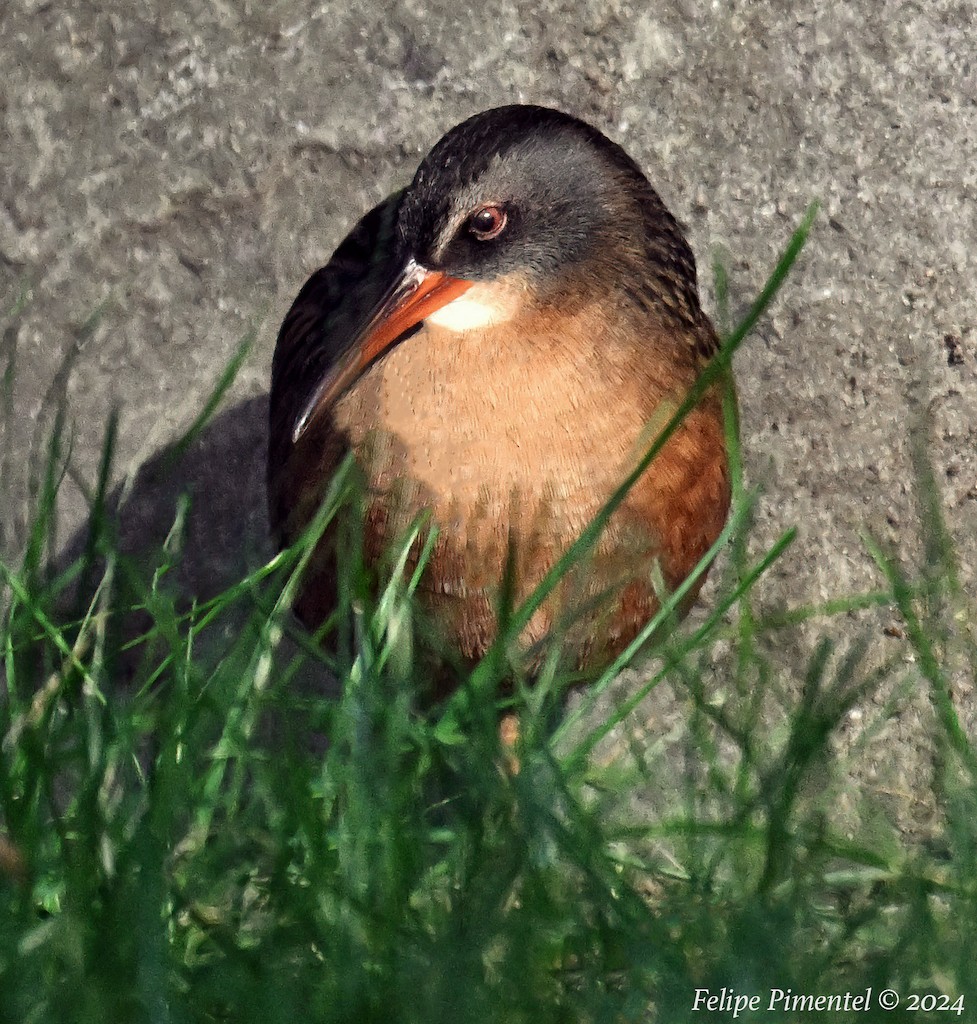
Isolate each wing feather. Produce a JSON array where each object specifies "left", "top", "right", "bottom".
[{"left": 267, "top": 190, "right": 404, "bottom": 541}]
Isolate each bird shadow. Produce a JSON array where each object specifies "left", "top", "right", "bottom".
[
  {"left": 52, "top": 394, "right": 338, "bottom": 709},
  {"left": 104, "top": 395, "right": 272, "bottom": 606}
]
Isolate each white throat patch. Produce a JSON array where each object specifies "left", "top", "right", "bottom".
[{"left": 425, "top": 282, "right": 520, "bottom": 332}]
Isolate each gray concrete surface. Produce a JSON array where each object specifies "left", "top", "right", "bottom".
[{"left": 2, "top": 1, "right": 975, "bottom": 835}]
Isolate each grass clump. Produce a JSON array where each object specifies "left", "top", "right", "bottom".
[{"left": 2, "top": 206, "right": 977, "bottom": 1022}]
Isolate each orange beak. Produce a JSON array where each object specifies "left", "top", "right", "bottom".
[{"left": 293, "top": 259, "right": 473, "bottom": 442}]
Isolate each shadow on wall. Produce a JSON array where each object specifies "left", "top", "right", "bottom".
[
  {"left": 53, "top": 394, "right": 335, "bottom": 699},
  {"left": 6, "top": 390, "right": 344, "bottom": 771},
  {"left": 105, "top": 394, "right": 274, "bottom": 602}
]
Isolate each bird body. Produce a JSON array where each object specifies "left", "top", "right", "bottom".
[{"left": 269, "top": 106, "right": 731, "bottom": 673}]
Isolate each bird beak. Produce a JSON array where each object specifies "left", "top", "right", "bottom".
[{"left": 292, "top": 258, "right": 473, "bottom": 442}]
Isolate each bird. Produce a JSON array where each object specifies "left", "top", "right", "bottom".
[{"left": 268, "top": 104, "right": 732, "bottom": 688}]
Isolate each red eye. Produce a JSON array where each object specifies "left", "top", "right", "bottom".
[{"left": 468, "top": 205, "right": 507, "bottom": 241}]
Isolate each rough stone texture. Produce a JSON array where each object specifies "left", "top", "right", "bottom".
[{"left": 2, "top": 1, "right": 975, "bottom": 836}]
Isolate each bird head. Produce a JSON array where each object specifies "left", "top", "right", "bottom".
[{"left": 292, "top": 105, "right": 702, "bottom": 441}]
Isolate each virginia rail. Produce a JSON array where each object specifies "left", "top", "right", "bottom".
[{"left": 268, "top": 105, "right": 731, "bottom": 678}]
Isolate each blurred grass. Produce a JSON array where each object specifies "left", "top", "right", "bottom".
[{"left": 1, "top": 206, "right": 976, "bottom": 1022}]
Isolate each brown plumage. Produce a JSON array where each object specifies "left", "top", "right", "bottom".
[{"left": 268, "top": 105, "right": 731, "bottom": 679}]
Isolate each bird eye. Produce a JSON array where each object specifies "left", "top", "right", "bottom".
[{"left": 467, "top": 205, "right": 507, "bottom": 241}]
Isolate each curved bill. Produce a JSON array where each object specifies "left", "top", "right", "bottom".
[{"left": 292, "top": 258, "right": 473, "bottom": 442}]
